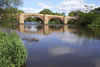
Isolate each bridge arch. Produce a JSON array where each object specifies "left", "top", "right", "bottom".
[
  {"left": 24, "top": 16, "right": 44, "bottom": 24},
  {"left": 48, "top": 17, "right": 64, "bottom": 24},
  {"left": 24, "top": 15, "right": 44, "bottom": 24}
]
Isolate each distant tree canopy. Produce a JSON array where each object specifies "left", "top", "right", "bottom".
[
  {"left": 68, "top": 11, "right": 76, "bottom": 16},
  {"left": 0, "top": 0, "right": 23, "bottom": 14},
  {"left": 0, "top": 0, "right": 24, "bottom": 23},
  {"left": 92, "top": 7, "right": 100, "bottom": 12},
  {"left": 39, "top": 9, "right": 65, "bottom": 16},
  {"left": 68, "top": 7, "right": 100, "bottom": 26},
  {"left": 0, "top": 0, "right": 23, "bottom": 9},
  {"left": 39, "top": 9, "right": 53, "bottom": 15},
  {"left": 68, "top": 11, "right": 83, "bottom": 17},
  {"left": 0, "top": 8, "right": 24, "bottom": 14}
]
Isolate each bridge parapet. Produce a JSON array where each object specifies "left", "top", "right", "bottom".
[{"left": 24, "top": 13, "right": 44, "bottom": 16}]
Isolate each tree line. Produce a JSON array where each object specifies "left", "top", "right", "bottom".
[
  {"left": 0, "top": 0, "right": 24, "bottom": 24},
  {"left": 68, "top": 6, "right": 100, "bottom": 27}
]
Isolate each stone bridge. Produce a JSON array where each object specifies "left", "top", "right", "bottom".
[{"left": 19, "top": 13, "right": 76, "bottom": 24}]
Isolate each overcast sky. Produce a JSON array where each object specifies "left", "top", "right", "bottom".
[{"left": 19, "top": 0, "right": 100, "bottom": 15}]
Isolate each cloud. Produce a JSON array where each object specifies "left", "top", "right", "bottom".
[
  {"left": 38, "top": 3, "right": 53, "bottom": 9},
  {"left": 36, "top": 0, "right": 86, "bottom": 15},
  {"left": 20, "top": 2, "right": 53, "bottom": 13},
  {"left": 21, "top": 0, "right": 100, "bottom": 15},
  {"left": 55, "top": 0, "right": 85, "bottom": 11},
  {"left": 53, "top": 31, "right": 89, "bottom": 46},
  {"left": 21, "top": 8, "right": 42, "bottom": 13},
  {"left": 81, "top": 4, "right": 97, "bottom": 12},
  {"left": 48, "top": 46, "right": 75, "bottom": 56},
  {"left": 37, "top": 0, "right": 99, "bottom": 15}
]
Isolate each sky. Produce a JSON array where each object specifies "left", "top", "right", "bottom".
[{"left": 19, "top": 0, "right": 100, "bottom": 15}]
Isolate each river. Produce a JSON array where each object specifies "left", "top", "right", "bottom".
[{"left": 0, "top": 22, "right": 100, "bottom": 67}]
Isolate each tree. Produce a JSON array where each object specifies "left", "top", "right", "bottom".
[
  {"left": 0, "top": 8, "right": 24, "bottom": 23},
  {"left": 0, "top": 8, "right": 24, "bottom": 14},
  {"left": 39, "top": 9, "right": 53, "bottom": 14},
  {"left": 68, "top": 11, "right": 95, "bottom": 26},
  {"left": 69, "top": 11, "right": 76, "bottom": 16},
  {"left": 0, "top": 0, "right": 23, "bottom": 9},
  {"left": 0, "top": 0, "right": 24, "bottom": 23},
  {"left": 91, "top": 7, "right": 100, "bottom": 12},
  {"left": 90, "top": 7, "right": 100, "bottom": 26},
  {"left": 39, "top": 9, "right": 65, "bottom": 16},
  {"left": 68, "top": 7, "right": 100, "bottom": 26},
  {"left": 62, "top": 12, "right": 65, "bottom": 16},
  {"left": 83, "top": 5, "right": 94, "bottom": 13}
]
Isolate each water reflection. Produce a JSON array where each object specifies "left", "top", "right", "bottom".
[
  {"left": 0, "top": 24, "right": 100, "bottom": 67},
  {"left": 48, "top": 46, "right": 75, "bottom": 56},
  {"left": 17, "top": 25, "right": 100, "bottom": 67},
  {"left": 18, "top": 24, "right": 69, "bottom": 35}
]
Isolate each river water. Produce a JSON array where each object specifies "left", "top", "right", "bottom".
[{"left": 0, "top": 22, "right": 100, "bottom": 67}]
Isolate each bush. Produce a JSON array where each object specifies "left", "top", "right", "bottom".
[
  {"left": 0, "top": 32, "right": 27, "bottom": 67},
  {"left": 91, "top": 17, "right": 100, "bottom": 26},
  {"left": 67, "top": 19, "right": 77, "bottom": 25},
  {"left": 0, "top": 14, "right": 18, "bottom": 23}
]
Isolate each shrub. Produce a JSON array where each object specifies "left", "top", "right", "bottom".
[
  {"left": 0, "top": 32, "right": 27, "bottom": 67},
  {"left": 67, "top": 19, "right": 77, "bottom": 25},
  {"left": 91, "top": 17, "right": 100, "bottom": 26}
]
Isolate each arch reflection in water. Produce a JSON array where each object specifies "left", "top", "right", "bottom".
[{"left": 18, "top": 24, "right": 69, "bottom": 35}]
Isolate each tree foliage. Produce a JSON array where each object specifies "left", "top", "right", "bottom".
[
  {"left": 68, "top": 7, "right": 100, "bottom": 26},
  {"left": 93, "top": 7, "right": 100, "bottom": 12},
  {"left": 0, "top": 8, "right": 24, "bottom": 23},
  {"left": 0, "top": 0, "right": 24, "bottom": 23},
  {"left": 39, "top": 9, "right": 65, "bottom": 16},
  {"left": 39, "top": 9, "right": 53, "bottom": 15},
  {"left": 0, "top": 8, "right": 24, "bottom": 14},
  {"left": 0, "top": 0, "right": 23, "bottom": 9},
  {"left": 69, "top": 11, "right": 77, "bottom": 16},
  {"left": 25, "top": 17, "right": 42, "bottom": 23}
]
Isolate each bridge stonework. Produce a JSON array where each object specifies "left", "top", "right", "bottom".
[{"left": 19, "top": 13, "right": 75, "bottom": 24}]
